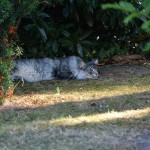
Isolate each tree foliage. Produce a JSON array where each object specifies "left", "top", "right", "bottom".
[{"left": 102, "top": 0, "right": 150, "bottom": 52}]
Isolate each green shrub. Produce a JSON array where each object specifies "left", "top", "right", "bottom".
[
  {"left": 102, "top": 0, "right": 150, "bottom": 52},
  {"left": 0, "top": 0, "right": 40, "bottom": 103},
  {"left": 18, "top": 0, "right": 144, "bottom": 59}
]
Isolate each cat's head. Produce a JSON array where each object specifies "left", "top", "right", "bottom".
[
  {"left": 85, "top": 59, "right": 99, "bottom": 79},
  {"left": 77, "top": 59, "right": 99, "bottom": 79}
]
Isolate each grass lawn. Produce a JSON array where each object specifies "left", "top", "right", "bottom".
[{"left": 0, "top": 75, "right": 150, "bottom": 150}]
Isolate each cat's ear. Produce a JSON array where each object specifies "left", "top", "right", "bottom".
[
  {"left": 79, "top": 61, "right": 86, "bottom": 69},
  {"left": 92, "top": 58, "right": 99, "bottom": 65}
]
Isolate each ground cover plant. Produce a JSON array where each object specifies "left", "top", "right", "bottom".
[{"left": 0, "top": 64, "right": 150, "bottom": 150}]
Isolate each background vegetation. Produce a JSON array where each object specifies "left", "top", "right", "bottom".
[
  {"left": 0, "top": 0, "right": 150, "bottom": 103},
  {"left": 17, "top": 0, "right": 150, "bottom": 59}
]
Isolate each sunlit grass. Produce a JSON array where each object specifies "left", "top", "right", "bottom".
[
  {"left": 4, "top": 75, "right": 149, "bottom": 109},
  {"left": 50, "top": 107, "right": 150, "bottom": 126},
  {"left": 1, "top": 107, "right": 149, "bottom": 132}
]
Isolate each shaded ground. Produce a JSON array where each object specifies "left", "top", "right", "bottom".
[
  {"left": 0, "top": 63, "right": 150, "bottom": 150},
  {"left": 99, "top": 63, "right": 150, "bottom": 81}
]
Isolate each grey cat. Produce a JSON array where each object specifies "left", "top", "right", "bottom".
[
  {"left": 11, "top": 56, "right": 99, "bottom": 82},
  {"left": 56, "top": 56, "right": 98, "bottom": 80},
  {"left": 11, "top": 58, "right": 60, "bottom": 82}
]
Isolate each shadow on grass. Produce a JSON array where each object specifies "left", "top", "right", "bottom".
[
  {"left": 13, "top": 78, "right": 146, "bottom": 95},
  {"left": 0, "top": 91, "right": 150, "bottom": 127}
]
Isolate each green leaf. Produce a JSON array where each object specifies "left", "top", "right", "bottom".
[
  {"left": 82, "top": 8, "right": 93, "bottom": 27},
  {"left": 52, "top": 41, "right": 58, "bottom": 52},
  {"left": 38, "top": 27, "right": 47, "bottom": 40},
  {"left": 77, "top": 43, "right": 83, "bottom": 57},
  {"left": 86, "top": 13, "right": 93, "bottom": 27},
  {"left": 36, "top": 11, "right": 50, "bottom": 18},
  {"left": 102, "top": 3, "right": 122, "bottom": 10},
  {"left": 56, "top": 87, "right": 61, "bottom": 94},
  {"left": 24, "top": 24, "right": 35, "bottom": 30},
  {"left": 75, "top": 12, "right": 79, "bottom": 22},
  {"left": 119, "top": 1, "right": 136, "bottom": 12},
  {"left": 102, "top": 1, "right": 136, "bottom": 12},
  {"left": 142, "top": 0, "right": 150, "bottom": 15},
  {"left": 61, "top": 30, "right": 70, "bottom": 37},
  {"left": 79, "top": 31, "right": 92, "bottom": 41},
  {"left": 141, "top": 20, "right": 150, "bottom": 32},
  {"left": 143, "top": 42, "right": 150, "bottom": 52},
  {"left": 80, "top": 40, "right": 97, "bottom": 46},
  {"left": 63, "top": 7, "right": 69, "bottom": 17},
  {"left": 123, "top": 13, "right": 138, "bottom": 24}
]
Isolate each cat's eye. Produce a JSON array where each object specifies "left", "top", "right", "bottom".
[{"left": 90, "top": 68, "right": 95, "bottom": 72}]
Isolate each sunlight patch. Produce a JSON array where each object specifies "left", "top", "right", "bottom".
[{"left": 50, "top": 108, "right": 150, "bottom": 126}]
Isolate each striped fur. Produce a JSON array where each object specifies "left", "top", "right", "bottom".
[{"left": 11, "top": 56, "right": 98, "bottom": 82}]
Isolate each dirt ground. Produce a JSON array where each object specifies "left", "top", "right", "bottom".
[{"left": 98, "top": 63, "right": 150, "bottom": 81}]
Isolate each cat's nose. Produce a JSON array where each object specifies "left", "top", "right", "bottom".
[{"left": 94, "top": 73, "right": 98, "bottom": 77}]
